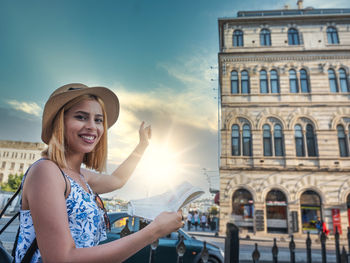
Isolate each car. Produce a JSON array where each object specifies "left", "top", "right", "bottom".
[{"left": 100, "top": 212, "right": 224, "bottom": 263}]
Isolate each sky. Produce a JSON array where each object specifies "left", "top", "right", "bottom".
[{"left": 1, "top": 0, "right": 350, "bottom": 201}]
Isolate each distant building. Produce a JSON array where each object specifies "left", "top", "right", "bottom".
[
  {"left": 218, "top": 2, "right": 350, "bottom": 238},
  {"left": 0, "top": 140, "right": 46, "bottom": 183}
]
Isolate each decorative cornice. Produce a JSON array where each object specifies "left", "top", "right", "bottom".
[{"left": 220, "top": 54, "right": 350, "bottom": 63}]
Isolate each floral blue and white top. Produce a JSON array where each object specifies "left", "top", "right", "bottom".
[{"left": 15, "top": 173, "right": 107, "bottom": 263}]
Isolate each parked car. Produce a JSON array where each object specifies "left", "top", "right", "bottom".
[{"left": 100, "top": 212, "right": 224, "bottom": 263}]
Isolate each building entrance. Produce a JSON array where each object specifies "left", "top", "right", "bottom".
[{"left": 300, "top": 190, "right": 322, "bottom": 234}]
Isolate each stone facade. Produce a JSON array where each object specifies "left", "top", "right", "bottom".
[
  {"left": 0, "top": 140, "right": 46, "bottom": 183},
  {"left": 218, "top": 5, "right": 350, "bottom": 238}
]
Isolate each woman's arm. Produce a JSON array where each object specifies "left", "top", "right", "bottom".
[
  {"left": 85, "top": 121, "right": 151, "bottom": 194},
  {"left": 24, "top": 160, "right": 182, "bottom": 263}
]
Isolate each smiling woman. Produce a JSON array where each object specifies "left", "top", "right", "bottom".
[{"left": 13, "top": 83, "right": 183, "bottom": 263}]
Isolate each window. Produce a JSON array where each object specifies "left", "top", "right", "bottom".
[
  {"left": 10, "top": 162, "right": 15, "bottom": 170},
  {"left": 339, "top": 68, "right": 349, "bottom": 93},
  {"left": 306, "top": 124, "right": 317, "bottom": 156},
  {"left": 300, "top": 69, "right": 310, "bottom": 93},
  {"left": 260, "top": 29, "right": 271, "bottom": 46},
  {"left": 266, "top": 189, "right": 288, "bottom": 233},
  {"left": 232, "top": 189, "right": 254, "bottom": 219},
  {"left": 270, "top": 70, "right": 279, "bottom": 93},
  {"left": 260, "top": 70, "right": 268, "bottom": 93},
  {"left": 231, "top": 123, "right": 252, "bottom": 156},
  {"left": 231, "top": 71, "right": 239, "bottom": 94},
  {"left": 1, "top": 162, "right": 6, "bottom": 169},
  {"left": 241, "top": 70, "right": 250, "bottom": 94},
  {"left": 263, "top": 124, "right": 272, "bottom": 156},
  {"left": 328, "top": 69, "right": 338, "bottom": 92},
  {"left": 232, "top": 124, "right": 240, "bottom": 156},
  {"left": 337, "top": 125, "right": 348, "bottom": 157},
  {"left": 288, "top": 28, "right": 300, "bottom": 45},
  {"left": 327, "top": 26, "right": 339, "bottom": 44},
  {"left": 289, "top": 69, "right": 299, "bottom": 93},
  {"left": 274, "top": 124, "right": 284, "bottom": 156},
  {"left": 295, "top": 124, "right": 305, "bottom": 157},
  {"left": 233, "top": 30, "right": 243, "bottom": 47},
  {"left": 242, "top": 124, "right": 252, "bottom": 156}
]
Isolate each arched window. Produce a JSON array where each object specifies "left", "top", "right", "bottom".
[
  {"left": 241, "top": 70, "right": 250, "bottom": 94},
  {"left": 266, "top": 189, "right": 288, "bottom": 233},
  {"left": 337, "top": 125, "right": 348, "bottom": 157},
  {"left": 300, "top": 69, "right": 309, "bottom": 93},
  {"left": 339, "top": 68, "right": 349, "bottom": 93},
  {"left": 260, "top": 28, "right": 271, "bottom": 46},
  {"left": 288, "top": 28, "right": 300, "bottom": 45},
  {"left": 327, "top": 26, "right": 339, "bottom": 44},
  {"left": 232, "top": 189, "right": 254, "bottom": 218},
  {"left": 300, "top": 190, "right": 322, "bottom": 233},
  {"left": 231, "top": 71, "right": 239, "bottom": 94},
  {"left": 232, "top": 124, "right": 240, "bottom": 156},
  {"left": 274, "top": 124, "right": 284, "bottom": 156},
  {"left": 328, "top": 69, "right": 338, "bottom": 93},
  {"left": 242, "top": 124, "right": 252, "bottom": 156},
  {"left": 295, "top": 124, "right": 304, "bottom": 157},
  {"left": 233, "top": 30, "right": 243, "bottom": 47},
  {"left": 270, "top": 70, "right": 279, "bottom": 93},
  {"left": 306, "top": 124, "right": 317, "bottom": 157},
  {"left": 289, "top": 69, "right": 299, "bottom": 93},
  {"left": 263, "top": 124, "right": 272, "bottom": 156},
  {"left": 260, "top": 70, "right": 268, "bottom": 93}
]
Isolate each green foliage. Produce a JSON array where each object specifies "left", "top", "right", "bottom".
[
  {"left": 209, "top": 206, "right": 218, "bottom": 216},
  {"left": 1, "top": 173, "right": 24, "bottom": 192}
]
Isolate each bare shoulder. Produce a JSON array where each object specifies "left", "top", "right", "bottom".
[{"left": 24, "top": 159, "right": 64, "bottom": 190}]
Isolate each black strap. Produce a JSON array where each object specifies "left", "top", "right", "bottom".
[
  {"left": 0, "top": 212, "right": 19, "bottom": 235},
  {"left": 0, "top": 187, "right": 21, "bottom": 220},
  {"left": 20, "top": 238, "right": 38, "bottom": 263}
]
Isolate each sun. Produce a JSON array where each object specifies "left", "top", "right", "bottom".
[{"left": 137, "top": 141, "right": 184, "bottom": 195}]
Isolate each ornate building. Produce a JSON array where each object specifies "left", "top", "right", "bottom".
[
  {"left": 218, "top": 2, "right": 350, "bottom": 238},
  {"left": 0, "top": 140, "right": 45, "bottom": 183}
]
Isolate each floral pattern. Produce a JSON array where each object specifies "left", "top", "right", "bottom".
[{"left": 15, "top": 174, "right": 107, "bottom": 263}]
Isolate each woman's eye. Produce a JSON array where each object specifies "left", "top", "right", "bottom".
[
  {"left": 75, "top": 115, "right": 87, "bottom": 120},
  {"left": 95, "top": 118, "right": 103, "bottom": 123}
]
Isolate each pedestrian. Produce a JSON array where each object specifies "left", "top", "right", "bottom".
[
  {"left": 14, "top": 83, "right": 182, "bottom": 262},
  {"left": 201, "top": 213, "right": 207, "bottom": 231},
  {"left": 316, "top": 217, "right": 322, "bottom": 235},
  {"left": 194, "top": 211, "right": 199, "bottom": 231},
  {"left": 187, "top": 212, "right": 192, "bottom": 231}
]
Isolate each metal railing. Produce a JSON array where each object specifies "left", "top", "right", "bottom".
[{"left": 225, "top": 223, "right": 350, "bottom": 263}]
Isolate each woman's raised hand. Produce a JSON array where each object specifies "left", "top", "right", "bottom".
[
  {"left": 139, "top": 121, "right": 152, "bottom": 148},
  {"left": 151, "top": 211, "right": 183, "bottom": 239}
]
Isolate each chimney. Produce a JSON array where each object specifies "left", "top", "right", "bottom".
[{"left": 297, "top": 0, "right": 303, "bottom": 9}]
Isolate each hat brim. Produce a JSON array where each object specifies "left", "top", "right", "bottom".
[{"left": 41, "top": 86, "right": 119, "bottom": 144}]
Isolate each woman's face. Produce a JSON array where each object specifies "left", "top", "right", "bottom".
[{"left": 64, "top": 99, "right": 104, "bottom": 155}]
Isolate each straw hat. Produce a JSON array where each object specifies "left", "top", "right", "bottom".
[{"left": 41, "top": 83, "right": 119, "bottom": 144}]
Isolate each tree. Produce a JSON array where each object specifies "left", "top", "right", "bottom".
[{"left": 1, "top": 173, "right": 24, "bottom": 192}]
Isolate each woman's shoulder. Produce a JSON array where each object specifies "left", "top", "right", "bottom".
[{"left": 25, "top": 159, "right": 63, "bottom": 184}]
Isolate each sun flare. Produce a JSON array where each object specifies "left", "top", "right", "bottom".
[{"left": 137, "top": 142, "right": 184, "bottom": 196}]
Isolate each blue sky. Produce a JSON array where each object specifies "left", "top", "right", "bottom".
[{"left": 1, "top": 0, "right": 350, "bottom": 200}]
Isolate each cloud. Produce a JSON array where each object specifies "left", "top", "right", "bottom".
[
  {"left": 105, "top": 51, "right": 219, "bottom": 173},
  {"left": 6, "top": 99, "right": 42, "bottom": 117}
]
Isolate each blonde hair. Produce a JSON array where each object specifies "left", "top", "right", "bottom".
[{"left": 42, "top": 94, "right": 108, "bottom": 172}]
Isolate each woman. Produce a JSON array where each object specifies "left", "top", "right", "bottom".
[{"left": 15, "top": 83, "right": 182, "bottom": 262}]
